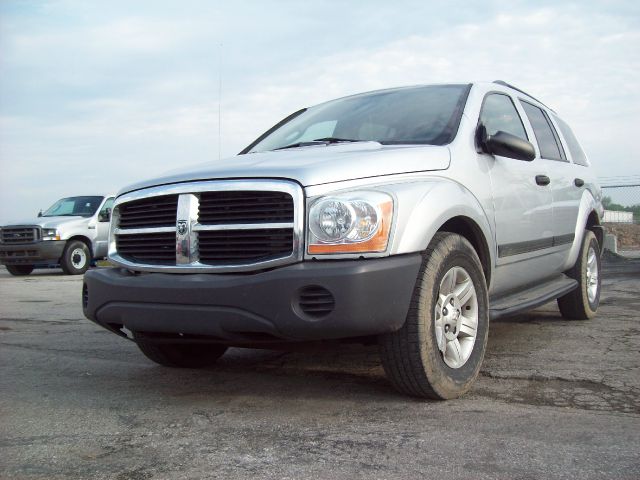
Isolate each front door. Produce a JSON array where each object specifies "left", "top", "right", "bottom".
[
  {"left": 94, "top": 197, "right": 114, "bottom": 258},
  {"left": 478, "top": 93, "right": 555, "bottom": 292}
]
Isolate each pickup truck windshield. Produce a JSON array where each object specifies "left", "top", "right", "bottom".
[
  {"left": 247, "top": 84, "right": 470, "bottom": 153},
  {"left": 42, "top": 196, "right": 104, "bottom": 217}
]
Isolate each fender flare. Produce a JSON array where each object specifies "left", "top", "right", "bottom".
[{"left": 391, "top": 179, "right": 495, "bottom": 283}]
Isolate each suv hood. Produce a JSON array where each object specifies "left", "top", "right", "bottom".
[
  {"left": 120, "top": 142, "right": 450, "bottom": 195},
  {"left": 2, "top": 216, "right": 89, "bottom": 229}
]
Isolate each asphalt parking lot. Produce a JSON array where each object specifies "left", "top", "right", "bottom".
[{"left": 1, "top": 259, "right": 639, "bottom": 480}]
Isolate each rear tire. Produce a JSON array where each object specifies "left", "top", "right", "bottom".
[
  {"left": 378, "top": 232, "right": 489, "bottom": 399},
  {"left": 60, "top": 240, "right": 90, "bottom": 275},
  {"left": 5, "top": 265, "right": 34, "bottom": 276},
  {"left": 134, "top": 334, "right": 228, "bottom": 368},
  {"left": 558, "top": 230, "right": 600, "bottom": 320}
]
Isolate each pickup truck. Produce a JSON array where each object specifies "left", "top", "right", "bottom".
[
  {"left": 0, "top": 195, "right": 114, "bottom": 275},
  {"left": 82, "top": 81, "right": 603, "bottom": 399}
]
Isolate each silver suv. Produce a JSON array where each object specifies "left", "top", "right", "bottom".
[
  {"left": 82, "top": 81, "right": 603, "bottom": 399},
  {"left": 1, "top": 195, "right": 114, "bottom": 275}
]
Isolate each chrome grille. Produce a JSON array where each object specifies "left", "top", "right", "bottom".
[
  {"left": 110, "top": 180, "right": 303, "bottom": 273},
  {"left": 1, "top": 227, "right": 38, "bottom": 244}
]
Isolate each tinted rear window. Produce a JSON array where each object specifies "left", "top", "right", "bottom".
[
  {"left": 554, "top": 115, "right": 589, "bottom": 166},
  {"left": 521, "top": 101, "right": 565, "bottom": 161}
]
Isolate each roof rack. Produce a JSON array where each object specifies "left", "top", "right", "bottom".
[{"left": 492, "top": 80, "right": 555, "bottom": 113}]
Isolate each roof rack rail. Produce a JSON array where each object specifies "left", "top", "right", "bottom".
[{"left": 492, "top": 80, "right": 555, "bottom": 113}]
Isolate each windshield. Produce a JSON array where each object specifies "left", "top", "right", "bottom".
[
  {"left": 246, "top": 84, "right": 470, "bottom": 153},
  {"left": 42, "top": 196, "right": 104, "bottom": 217}
]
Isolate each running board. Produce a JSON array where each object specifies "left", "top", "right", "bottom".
[{"left": 489, "top": 274, "right": 578, "bottom": 320}]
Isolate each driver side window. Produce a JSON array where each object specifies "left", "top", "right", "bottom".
[
  {"left": 479, "top": 94, "right": 528, "bottom": 140},
  {"left": 98, "top": 198, "right": 114, "bottom": 221}
]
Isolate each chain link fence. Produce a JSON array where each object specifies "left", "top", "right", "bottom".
[
  {"left": 601, "top": 184, "right": 640, "bottom": 224},
  {"left": 600, "top": 180, "right": 640, "bottom": 256}
]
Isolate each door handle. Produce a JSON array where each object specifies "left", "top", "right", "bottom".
[
  {"left": 535, "top": 175, "right": 550, "bottom": 186},
  {"left": 574, "top": 178, "right": 584, "bottom": 187}
]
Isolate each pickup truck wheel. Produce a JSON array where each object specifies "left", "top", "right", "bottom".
[
  {"left": 60, "top": 240, "right": 90, "bottom": 275},
  {"left": 6, "top": 265, "right": 34, "bottom": 276},
  {"left": 558, "top": 230, "right": 600, "bottom": 320},
  {"left": 379, "top": 232, "right": 489, "bottom": 399},
  {"left": 134, "top": 335, "right": 228, "bottom": 368}
]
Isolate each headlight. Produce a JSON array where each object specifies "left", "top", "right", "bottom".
[
  {"left": 308, "top": 191, "right": 393, "bottom": 254},
  {"left": 41, "top": 228, "right": 61, "bottom": 241}
]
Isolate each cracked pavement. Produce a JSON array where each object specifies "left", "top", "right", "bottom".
[{"left": 1, "top": 260, "right": 639, "bottom": 479}]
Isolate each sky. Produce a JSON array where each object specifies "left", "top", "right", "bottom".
[{"left": 1, "top": 0, "right": 639, "bottom": 222}]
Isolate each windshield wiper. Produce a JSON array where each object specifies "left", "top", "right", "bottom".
[
  {"left": 274, "top": 141, "right": 328, "bottom": 151},
  {"left": 273, "top": 137, "right": 361, "bottom": 151},
  {"left": 312, "top": 137, "right": 360, "bottom": 144}
]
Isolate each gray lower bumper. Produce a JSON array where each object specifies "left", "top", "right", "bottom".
[
  {"left": 83, "top": 254, "right": 423, "bottom": 343},
  {"left": 0, "top": 241, "right": 66, "bottom": 265}
]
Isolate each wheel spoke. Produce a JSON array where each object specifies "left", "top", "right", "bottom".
[
  {"left": 441, "top": 267, "right": 457, "bottom": 295},
  {"left": 454, "top": 279, "right": 474, "bottom": 306},
  {"left": 446, "top": 338, "right": 463, "bottom": 367},
  {"left": 435, "top": 326, "right": 445, "bottom": 352},
  {"left": 458, "top": 315, "right": 477, "bottom": 337}
]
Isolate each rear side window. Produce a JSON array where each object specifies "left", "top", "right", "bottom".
[
  {"left": 479, "top": 94, "right": 528, "bottom": 140},
  {"left": 554, "top": 116, "right": 590, "bottom": 166},
  {"left": 520, "top": 101, "right": 565, "bottom": 161}
]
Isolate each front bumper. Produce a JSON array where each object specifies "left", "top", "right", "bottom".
[
  {"left": 83, "top": 254, "right": 423, "bottom": 342},
  {"left": 0, "top": 241, "right": 66, "bottom": 265}
]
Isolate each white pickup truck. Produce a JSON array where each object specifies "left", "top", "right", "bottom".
[{"left": 0, "top": 195, "right": 114, "bottom": 275}]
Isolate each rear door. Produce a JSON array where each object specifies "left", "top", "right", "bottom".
[{"left": 478, "top": 93, "right": 555, "bottom": 289}]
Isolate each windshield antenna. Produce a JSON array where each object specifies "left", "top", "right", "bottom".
[{"left": 218, "top": 42, "right": 223, "bottom": 161}]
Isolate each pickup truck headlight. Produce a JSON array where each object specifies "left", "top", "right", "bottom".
[
  {"left": 41, "top": 228, "right": 61, "bottom": 241},
  {"left": 308, "top": 191, "right": 393, "bottom": 254}
]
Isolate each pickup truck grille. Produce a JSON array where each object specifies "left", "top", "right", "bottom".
[
  {"left": 111, "top": 181, "right": 302, "bottom": 272},
  {"left": 1, "top": 227, "right": 38, "bottom": 244}
]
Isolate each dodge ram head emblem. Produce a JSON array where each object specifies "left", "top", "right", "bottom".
[{"left": 176, "top": 220, "right": 188, "bottom": 236}]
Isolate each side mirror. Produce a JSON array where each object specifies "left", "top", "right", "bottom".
[
  {"left": 37, "top": 210, "right": 43, "bottom": 217},
  {"left": 98, "top": 208, "right": 111, "bottom": 222},
  {"left": 477, "top": 125, "right": 536, "bottom": 161}
]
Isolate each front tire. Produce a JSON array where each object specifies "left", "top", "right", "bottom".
[
  {"left": 134, "top": 334, "right": 228, "bottom": 368},
  {"left": 557, "top": 230, "right": 601, "bottom": 320},
  {"left": 5, "top": 265, "right": 34, "bottom": 276},
  {"left": 379, "top": 232, "right": 489, "bottom": 399},
  {"left": 60, "top": 240, "right": 90, "bottom": 275}
]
